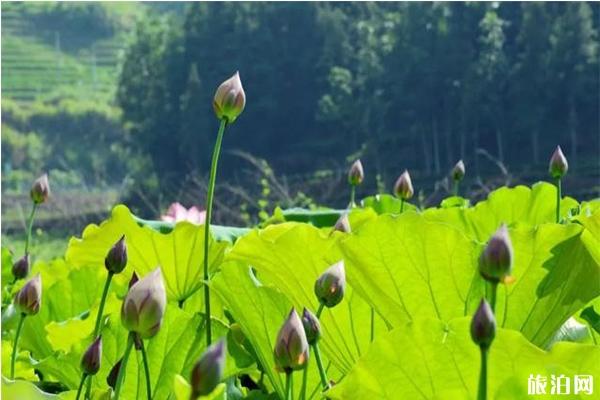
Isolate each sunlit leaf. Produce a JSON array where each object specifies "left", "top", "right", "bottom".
[
  {"left": 66, "top": 204, "right": 229, "bottom": 302},
  {"left": 327, "top": 317, "right": 600, "bottom": 400}
]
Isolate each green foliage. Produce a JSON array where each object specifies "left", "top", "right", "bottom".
[
  {"left": 2, "top": 183, "right": 599, "bottom": 398},
  {"left": 327, "top": 317, "right": 600, "bottom": 399},
  {"left": 66, "top": 205, "right": 229, "bottom": 302}
]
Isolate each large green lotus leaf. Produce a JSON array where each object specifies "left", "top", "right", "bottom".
[
  {"left": 339, "top": 213, "right": 600, "bottom": 348},
  {"left": 2, "top": 340, "right": 38, "bottom": 381},
  {"left": 327, "top": 317, "right": 600, "bottom": 400},
  {"left": 1, "top": 377, "right": 60, "bottom": 399},
  {"left": 19, "top": 262, "right": 109, "bottom": 362},
  {"left": 226, "top": 222, "right": 381, "bottom": 373},
  {"left": 492, "top": 222, "right": 600, "bottom": 347},
  {"left": 212, "top": 262, "right": 329, "bottom": 400},
  {"left": 66, "top": 204, "right": 229, "bottom": 302},
  {"left": 423, "top": 182, "right": 578, "bottom": 241},
  {"left": 361, "top": 193, "right": 418, "bottom": 214},
  {"left": 35, "top": 304, "right": 227, "bottom": 397},
  {"left": 340, "top": 212, "right": 483, "bottom": 329}
]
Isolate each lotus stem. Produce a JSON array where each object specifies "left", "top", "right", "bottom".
[
  {"left": 113, "top": 333, "right": 135, "bottom": 400},
  {"left": 75, "top": 374, "right": 87, "bottom": 400},
  {"left": 202, "top": 118, "right": 228, "bottom": 344},
  {"left": 477, "top": 347, "right": 488, "bottom": 400},
  {"left": 140, "top": 339, "right": 152, "bottom": 400},
  {"left": 10, "top": 313, "right": 26, "bottom": 379},
  {"left": 556, "top": 178, "right": 561, "bottom": 223},
  {"left": 24, "top": 203, "right": 38, "bottom": 256}
]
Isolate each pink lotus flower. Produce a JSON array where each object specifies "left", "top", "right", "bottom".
[{"left": 161, "top": 202, "right": 206, "bottom": 225}]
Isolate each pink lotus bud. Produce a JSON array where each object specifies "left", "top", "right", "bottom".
[
  {"left": 121, "top": 268, "right": 166, "bottom": 339},
  {"left": 471, "top": 299, "right": 496, "bottom": 349},
  {"left": 30, "top": 173, "right": 50, "bottom": 204},
  {"left": 213, "top": 71, "right": 246, "bottom": 123},
  {"left": 81, "top": 336, "right": 102, "bottom": 376},
  {"left": 479, "top": 224, "right": 513, "bottom": 283},
  {"left": 14, "top": 273, "right": 42, "bottom": 315},
  {"left": 105, "top": 235, "right": 127, "bottom": 274},
  {"left": 12, "top": 255, "right": 30, "bottom": 280},
  {"left": 348, "top": 159, "right": 364, "bottom": 186},
  {"left": 191, "top": 340, "right": 226, "bottom": 398},
  {"left": 128, "top": 271, "right": 139, "bottom": 289},
  {"left": 314, "top": 261, "right": 346, "bottom": 308},
  {"left": 394, "top": 170, "right": 414, "bottom": 200},
  {"left": 301, "top": 308, "right": 321, "bottom": 345},
  {"left": 549, "top": 145, "right": 568, "bottom": 179},
  {"left": 274, "top": 309, "right": 309, "bottom": 372},
  {"left": 332, "top": 214, "right": 351, "bottom": 234},
  {"left": 451, "top": 160, "right": 465, "bottom": 182}
]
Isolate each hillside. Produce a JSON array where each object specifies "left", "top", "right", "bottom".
[{"left": 1, "top": 2, "right": 148, "bottom": 103}]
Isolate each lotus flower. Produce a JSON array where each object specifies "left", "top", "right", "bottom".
[
  {"left": 479, "top": 224, "right": 513, "bottom": 283},
  {"left": 30, "top": 173, "right": 50, "bottom": 204},
  {"left": 191, "top": 340, "right": 226, "bottom": 397},
  {"left": 105, "top": 235, "right": 127, "bottom": 274},
  {"left": 549, "top": 145, "right": 568, "bottom": 179},
  {"left": 394, "top": 170, "right": 414, "bottom": 200},
  {"left": 274, "top": 309, "right": 309, "bottom": 372},
  {"left": 301, "top": 308, "right": 321, "bottom": 345},
  {"left": 314, "top": 261, "right": 346, "bottom": 308},
  {"left": 471, "top": 299, "right": 496, "bottom": 349},
  {"left": 213, "top": 71, "right": 246, "bottom": 123},
  {"left": 451, "top": 160, "right": 465, "bottom": 182},
  {"left": 161, "top": 202, "right": 206, "bottom": 225},
  {"left": 12, "top": 255, "right": 30, "bottom": 280},
  {"left": 14, "top": 273, "right": 42, "bottom": 315},
  {"left": 332, "top": 214, "right": 351, "bottom": 234},
  {"left": 121, "top": 268, "right": 167, "bottom": 339},
  {"left": 81, "top": 336, "right": 102, "bottom": 376},
  {"left": 348, "top": 159, "right": 364, "bottom": 186}
]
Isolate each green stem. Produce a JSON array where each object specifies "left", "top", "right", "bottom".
[
  {"left": 75, "top": 374, "right": 88, "bottom": 400},
  {"left": 370, "top": 307, "right": 375, "bottom": 342},
  {"left": 477, "top": 347, "right": 488, "bottom": 400},
  {"left": 10, "top": 313, "right": 26, "bottom": 379},
  {"left": 556, "top": 178, "right": 561, "bottom": 223},
  {"left": 316, "top": 303, "right": 325, "bottom": 319},
  {"left": 202, "top": 118, "right": 227, "bottom": 345},
  {"left": 24, "top": 203, "right": 38, "bottom": 256},
  {"left": 93, "top": 272, "right": 113, "bottom": 338},
  {"left": 140, "top": 339, "right": 152, "bottom": 400},
  {"left": 400, "top": 199, "right": 405, "bottom": 213},
  {"left": 350, "top": 185, "right": 356, "bottom": 208},
  {"left": 313, "top": 343, "right": 329, "bottom": 390},
  {"left": 300, "top": 361, "right": 308, "bottom": 400},
  {"left": 453, "top": 180, "right": 459, "bottom": 197},
  {"left": 489, "top": 282, "right": 498, "bottom": 313},
  {"left": 113, "top": 333, "right": 135, "bottom": 400},
  {"left": 285, "top": 371, "right": 293, "bottom": 400}
]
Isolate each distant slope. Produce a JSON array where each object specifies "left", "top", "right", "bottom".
[{"left": 1, "top": 2, "right": 148, "bottom": 103}]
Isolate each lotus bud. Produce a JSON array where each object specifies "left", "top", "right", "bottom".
[
  {"left": 314, "top": 261, "right": 346, "bottom": 308},
  {"left": 394, "top": 170, "right": 414, "bottom": 200},
  {"left": 274, "top": 309, "right": 309, "bottom": 372},
  {"left": 121, "top": 268, "right": 166, "bottom": 339},
  {"left": 451, "top": 160, "right": 465, "bottom": 182},
  {"left": 471, "top": 299, "right": 496, "bottom": 349},
  {"left": 213, "top": 71, "right": 246, "bottom": 123},
  {"left": 105, "top": 235, "right": 127, "bottom": 274},
  {"left": 332, "top": 214, "right": 351, "bottom": 234},
  {"left": 30, "top": 173, "right": 50, "bottom": 204},
  {"left": 128, "top": 271, "right": 139, "bottom": 289},
  {"left": 12, "top": 255, "right": 30, "bottom": 280},
  {"left": 479, "top": 224, "right": 513, "bottom": 283},
  {"left": 106, "top": 358, "right": 122, "bottom": 389},
  {"left": 301, "top": 308, "right": 321, "bottom": 345},
  {"left": 14, "top": 273, "right": 42, "bottom": 315},
  {"left": 348, "top": 159, "right": 364, "bottom": 186},
  {"left": 549, "top": 145, "right": 568, "bottom": 179},
  {"left": 191, "top": 340, "right": 226, "bottom": 398},
  {"left": 81, "top": 336, "right": 102, "bottom": 376}
]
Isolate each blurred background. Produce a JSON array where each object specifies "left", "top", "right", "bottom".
[{"left": 2, "top": 2, "right": 599, "bottom": 250}]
